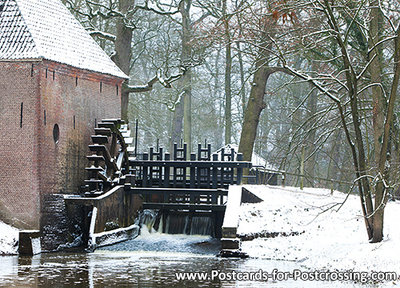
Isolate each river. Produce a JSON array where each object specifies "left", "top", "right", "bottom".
[{"left": 0, "top": 229, "right": 387, "bottom": 287}]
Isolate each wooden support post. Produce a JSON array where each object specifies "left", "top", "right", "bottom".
[
  {"left": 164, "top": 153, "right": 170, "bottom": 188},
  {"left": 212, "top": 154, "right": 218, "bottom": 189},
  {"left": 149, "top": 148, "right": 154, "bottom": 187},
  {"left": 190, "top": 154, "right": 196, "bottom": 203},
  {"left": 197, "top": 143, "right": 202, "bottom": 160},
  {"left": 183, "top": 143, "right": 187, "bottom": 160},
  {"left": 237, "top": 153, "right": 243, "bottom": 184},
  {"left": 212, "top": 154, "right": 218, "bottom": 203},
  {"left": 134, "top": 119, "right": 138, "bottom": 157},
  {"left": 182, "top": 143, "right": 187, "bottom": 186},
  {"left": 173, "top": 143, "right": 178, "bottom": 160},
  {"left": 143, "top": 153, "right": 148, "bottom": 188},
  {"left": 256, "top": 169, "right": 259, "bottom": 185}
]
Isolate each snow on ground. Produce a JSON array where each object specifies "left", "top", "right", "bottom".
[
  {"left": 239, "top": 185, "right": 400, "bottom": 274},
  {"left": 0, "top": 221, "right": 18, "bottom": 255}
]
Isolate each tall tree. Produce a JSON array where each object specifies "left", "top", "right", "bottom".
[
  {"left": 181, "top": 0, "right": 193, "bottom": 154},
  {"left": 222, "top": 0, "right": 232, "bottom": 144},
  {"left": 277, "top": 0, "right": 400, "bottom": 242},
  {"left": 113, "top": 0, "right": 134, "bottom": 122}
]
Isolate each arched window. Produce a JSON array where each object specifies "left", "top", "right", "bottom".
[{"left": 53, "top": 124, "right": 60, "bottom": 144}]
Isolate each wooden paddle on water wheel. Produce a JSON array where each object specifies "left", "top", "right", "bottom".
[{"left": 84, "top": 119, "right": 133, "bottom": 196}]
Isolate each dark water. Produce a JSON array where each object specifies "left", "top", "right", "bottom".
[{"left": 0, "top": 233, "right": 389, "bottom": 287}]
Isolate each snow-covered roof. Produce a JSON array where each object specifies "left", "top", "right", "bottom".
[
  {"left": 214, "top": 144, "right": 277, "bottom": 170},
  {"left": 0, "top": 0, "right": 128, "bottom": 79}
]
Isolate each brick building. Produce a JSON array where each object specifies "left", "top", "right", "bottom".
[{"left": 0, "top": 0, "right": 128, "bottom": 229}]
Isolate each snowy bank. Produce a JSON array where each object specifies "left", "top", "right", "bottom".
[
  {"left": 238, "top": 185, "right": 400, "bottom": 274},
  {"left": 0, "top": 221, "right": 18, "bottom": 255}
]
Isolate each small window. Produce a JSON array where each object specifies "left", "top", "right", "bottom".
[{"left": 53, "top": 124, "right": 60, "bottom": 144}]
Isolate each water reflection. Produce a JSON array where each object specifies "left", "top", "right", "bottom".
[{"left": 0, "top": 234, "right": 390, "bottom": 288}]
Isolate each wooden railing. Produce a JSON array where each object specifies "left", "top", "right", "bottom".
[
  {"left": 128, "top": 143, "right": 252, "bottom": 209},
  {"left": 129, "top": 144, "right": 251, "bottom": 190}
]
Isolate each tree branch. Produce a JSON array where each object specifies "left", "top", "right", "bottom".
[
  {"left": 88, "top": 30, "right": 116, "bottom": 42},
  {"left": 124, "top": 68, "right": 186, "bottom": 93}
]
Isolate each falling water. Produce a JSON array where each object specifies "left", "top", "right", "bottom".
[{"left": 139, "top": 209, "right": 214, "bottom": 236}]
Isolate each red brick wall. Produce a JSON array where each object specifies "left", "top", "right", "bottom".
[
  {"left": 0, "top": 61, "right": 41, "bottom": 228},
  {"left": 0, "top": 60, "right": 123, "bottom": 229}
]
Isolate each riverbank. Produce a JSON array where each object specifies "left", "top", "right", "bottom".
[
  {"left": 1, "top": 184, "right": 399, "bottom": 277},
  {"left": 0, "top": 220, "right": 18, "bottom": 255},
  {"left": 238, "top": 185, "right": 400, "bottom": 274}
]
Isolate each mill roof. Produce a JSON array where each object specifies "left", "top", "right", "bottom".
[{"left": 0, "top": 0, "right": 128, "bottom": 79}]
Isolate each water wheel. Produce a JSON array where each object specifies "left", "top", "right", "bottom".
[{"left": 83, "top": 119, "right": 134, "bottom": 196}]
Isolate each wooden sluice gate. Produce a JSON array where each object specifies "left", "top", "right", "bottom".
[
  {"left": 128, "top": 143, "right": 252, "bottom": 239},
  {"left": 131, "top": 144, "right": 249, "bottom": 204}
]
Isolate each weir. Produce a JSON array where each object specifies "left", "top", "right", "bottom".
[
  {"left": 63, "top": 123, "right": 252, "bottom": 254},
  {"left": 139, "top": 209, "right": 214, "bottom": 236}
]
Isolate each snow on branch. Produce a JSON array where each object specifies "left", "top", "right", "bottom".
[
  {"left": 88, "top": 30, "right": 116, "bottom": 42},
  {"left": 125, "top": 68, "right": 186, "bottom": 93},
  {"left": 136, "top": 0, "right": 182, "bottom": 16}
]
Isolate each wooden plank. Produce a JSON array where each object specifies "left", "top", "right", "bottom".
[
  {"left": 128, "top": 187, "right": 228, "bottom": 196},
  {"left": 85, "top": 166, "right": 104, "bottom": 172},
  {"left": 142, "top": 203, "right": 226, "bottom": 211},
  {"left": 84, "top": 179, "right": 104, "bottom": 184},
  {"left": 91, "top": 135, "right": 109, "bottom": 144},
  {"left": 89, "top": 144, "right": 107, "bottom": 153},
  {"left": 98, "top": 122, "right": 115, "bottom": 129},
  {"left": 101, "top": 118, "right": 124, "bottom": 124},
  {"left": 94, "top": 128, "right": 112, "bottom": 136},
  {"left": 87, "top": 155, "right": 105, "bottom": 162},
  {"left": 124, "top": 137, "right": 133, "bottom": 144},
  {"left": 129, "top": 160, "right": 251, "bottom": 168}
]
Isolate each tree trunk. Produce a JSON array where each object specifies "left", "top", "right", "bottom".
[
  {"left": 238, "top": 62, "right": 270, "bottom": 162},
  {"left": 223, "top": 0, "right": 232, "bottom": 145},
  {"left": 181, "top": 0, "right": 192, "bottom": 154},
  {"left": 213, "top": 48, "right": 223, "bottom": 149},
  {"left": 369, "top": 0, "right": 385, "bottom": 170},
  {"left": 170, "top": 100, "right": 184, "bottom": 151},
  {"left": 368, "top": 0, "right": 385, "bottom": 243},
  {"left": 371, "top": 24, "right": 400, "bottom": 243},
  {"left": 238, "top": 61, "right": 289, "bottom": 163},
  {"left": 305, "top": 79, "right": 318, "bottom": 186},
  {"left": 113, "top": 0, "right": 134, "bottom": 122},
  {"left": 237, "top": 42, "right": 246, "bottom": 118}
]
